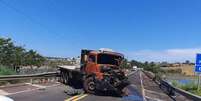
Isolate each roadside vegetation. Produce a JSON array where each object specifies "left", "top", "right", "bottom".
[
  {"left": 0, "top": 65, "right": 16, "bottom": 75},
  {"left": 165, "top": 68, "right": 182, "bottom": 74},
  {"left": 0, "top": 65, "right": 18, "bottom": 85},
  {"left": 121, "top": 59, "right": 164, "bottom": 74},
  {"left": 0, "top": 37, "right": 46, "bottom": 75},
  {"left": 172, "top": 80, "right": 201, "bottom": 96}
]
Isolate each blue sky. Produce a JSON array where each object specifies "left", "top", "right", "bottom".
[{"left": 0, "top": 0, "right": 201, "bottom": 62}]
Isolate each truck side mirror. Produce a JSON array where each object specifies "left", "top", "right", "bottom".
[{"left": 84, "top": 55, "right": 88, "bottom": 62}]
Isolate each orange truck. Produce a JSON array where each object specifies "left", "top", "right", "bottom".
[{"left": 58, "top": 49, "right": 129, "bottom": 95}]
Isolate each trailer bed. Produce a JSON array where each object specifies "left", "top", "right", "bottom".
[{"left": 57, "top": 65, "right": 83, "bottom": 88}]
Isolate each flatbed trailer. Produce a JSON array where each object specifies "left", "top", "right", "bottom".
[{"left": 58, "top": 65, "right": 84, "bottom": 88}]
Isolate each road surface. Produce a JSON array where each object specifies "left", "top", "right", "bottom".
[
  {"left": 0, "top": 70, "right": 191, "bottom": 101},
  {"left": 78, "top": 70, "right": 187, "bottom": 101}
]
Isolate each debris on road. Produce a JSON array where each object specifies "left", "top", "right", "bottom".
[{"left": 64, "top": 85, "right": 84, "bottom": 96}]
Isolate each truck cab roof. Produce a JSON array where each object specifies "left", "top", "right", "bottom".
[{"left": 89, "top": 50, "right": 124, "bottom": 58}]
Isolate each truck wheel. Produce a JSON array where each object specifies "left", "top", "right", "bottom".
[
  {"left": 64, "top": 72, "right": 69, "bottom": 84},
  {"left": 84, "top": 77, "right": 96, "bottom": 94},
  {"left": 61, "top": 71, "right": 65, "bottom": 84}
]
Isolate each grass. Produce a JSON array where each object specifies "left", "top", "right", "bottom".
[
  {"left": 163, "top": 64, "right": 195, "bottom": 76},
  {"left": 0, "top": 65, "right": 16, "bottom": 75},
  {"left": 0, "top": 65, "right": 18, "bottom": 85},
  {"left": 171, "top": 80, "right": 201, "bottom": 96}
]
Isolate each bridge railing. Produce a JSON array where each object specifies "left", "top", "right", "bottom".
[
  {"left": 143, "top": 70, "right": 201, "bottom": 101},
  {"left": 0, "top": 72, "right": 58, "bottom": 81}
]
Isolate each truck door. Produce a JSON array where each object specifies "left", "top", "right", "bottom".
[{"left": 85, "top": 55, "right": 98, "bottom": 74}]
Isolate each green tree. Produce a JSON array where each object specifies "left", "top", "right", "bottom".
[
  {"left": 120, "top": 59, "right": 131, "bottom": 69},
  {"left": 130, "top": 60, "right": 145, "bottom": 68},
  {"left": 0, "top": 38, "right": 15, "bottom": 67},
  {"left": 24, "top": 50, "right": 45, "bottom": 68},
  {"left": 143, "top": 61, "right": 161, "bottom": 73},
  {"left": 12, "top": 46, "right": 26, "bottom": 70},
  {"left": 184, "top": 60, "right": 190, "bottom": 64},
  {"left": 0, "top": 37, "right": 45, "bottom": 71}
]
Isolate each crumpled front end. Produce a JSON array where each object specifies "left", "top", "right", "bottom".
[{"left": 95, "top": 68, "right": 130, "bottom": 94}]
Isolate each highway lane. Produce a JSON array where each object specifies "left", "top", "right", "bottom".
[
  {"left": 140, "top": 71, "right": 173, "bottom": 101},
  {"left": 8, "top": 84, "right": 70, "bottom": 101},
  {"left": 5, "top": 70, "right": 191, "bottom": 101},
  {"left": 76, "top": 70, "right": 143, "bottom": 101},
  {"left": 141, "top": 71, "right": 192, "bottom": 101},
  {"left": 77, "top": 70, "right": 157, "bottom": 101},
  {"left": 7, "top": 71, "right": 143, "bottom": 101},
  {"left": 78, "top": 70, "right": 191, "bottom": 101}
]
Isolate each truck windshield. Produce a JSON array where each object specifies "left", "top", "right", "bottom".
[{"left": 97, "top": 54, "right": 122, "bottom": 65}]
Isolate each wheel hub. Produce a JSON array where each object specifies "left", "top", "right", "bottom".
[{"left": 88, "top": 82, "right": 95, "bottom": 90}]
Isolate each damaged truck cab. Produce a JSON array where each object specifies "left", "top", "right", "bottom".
[{"left": 81, "top": 49, "right": 129, "bottom": 94}]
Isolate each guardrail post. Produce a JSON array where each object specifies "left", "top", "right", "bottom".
[
  {"left": 197, "top": 74, "right": 200, "bottom": 91},
  {"left": 30, "top": 78, "right": 33, "bottom": 84}
]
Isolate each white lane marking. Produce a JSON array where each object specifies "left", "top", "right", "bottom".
[
  {"left": 7, "top": 84, "right": 61, "bottom": 95},
  {"left": 26, "top": 83, "right": 46, "bottom": 89},
  {"left": 127, "top": 70, "right": 138, "bottom": 77},
  {"left": 139, "top": 71, "right": 147, "bottom": 101},
  {"left": 0, "top": 90, "right": 10, "bottom": 95},
  {"left": 145, "top": 96, "right": 163, "bottom": 101},
  {"left": 145, "top": 89, "right": 167, "bottom": 96}
]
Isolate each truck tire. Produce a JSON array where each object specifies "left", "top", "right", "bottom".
[
  {"left": 83, "top": 77, "right": 96, "bottom": 94},
  {"left": 61, "top": 71, "right": 65, "bottom": 84},
  {"left": 64, "top": 72, "right": 69, "bottom": 85}
]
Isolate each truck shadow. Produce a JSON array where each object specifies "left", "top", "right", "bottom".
[
  {"left": 94, "top": 90, "right": 122, "bottom": 97},
  {"left": 67, "top": 81, "right": 126, "bottom": 98}
]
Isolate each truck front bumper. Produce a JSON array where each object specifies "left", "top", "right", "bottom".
[{"left": 95, "top": 78, "right": 130, "bottom": 92}]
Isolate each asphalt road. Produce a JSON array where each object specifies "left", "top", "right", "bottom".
[
  {"left": 79, "top": 70, "right": 178, "bottom": 101},
  {"left": 4, "top": 70, "right": 191, "bottom": 101},
  {"left": 8, "top": 84, "right": 69, "bottom": 101}
]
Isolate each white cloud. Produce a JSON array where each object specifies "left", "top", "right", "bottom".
[{"left": 128, "top": 48, "right": 201, "bottom": 62}]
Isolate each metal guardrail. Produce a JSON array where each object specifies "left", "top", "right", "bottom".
[
  {"left": 143, "top": 70, "right": 201, "bottom": 101},
  {"left": 170, "top": 81, "right": 201, "bottom": 100},
  {"left": 0, "top": 72, "right": 58, "bottom": 81}
]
